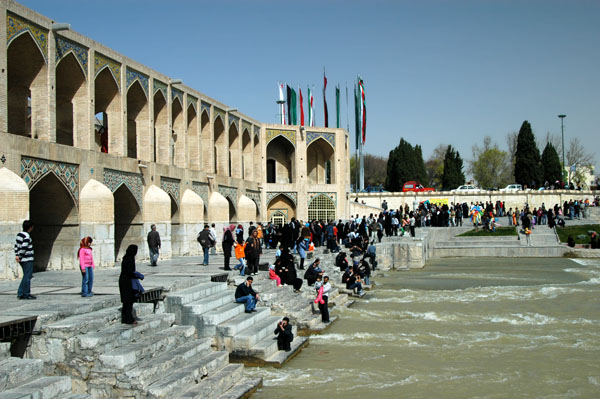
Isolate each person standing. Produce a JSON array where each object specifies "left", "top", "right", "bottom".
[
  {"left": 119, "top": 245, "right": 138, "bottom": 325},
  {"left": 209, "top": 223, "right": 217, "bottom": 255},
  {"left": 147, "top": 224, "right": 161, "bottom": 266},
  {"left": 197, "top": 225, "right": 213, "bottom": 266},
  {"left": 319, "top": 276, "right": 331, "bottom": 323},
  {"left": 14, "top": 220, "right": 36, "bottom": 300},
  {"left": 222, "top": 224, "right": 235, "bottom": 271},
  {"left": 245, "top": 228, "right": 262, "bottom": 275},
  {"left": 78, "top": 236, "right": 95, "bottom": 297}
]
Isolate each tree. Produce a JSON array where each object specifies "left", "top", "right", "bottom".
[
  {"left": 385, "top": 138, "right": 427, "bottom": 191},
  {"left": 441, "top": 145, "right": 465, "bottom": 190},
  {"left": 514, "top": 120, "right": 542, "bottom": 188},
  {"left": 541, "top": 142, "right": 562, "bottom": 185},
  {"left": 414, "top": 145, "right": 429, "bottom": 185},
  {"left": 425, "top": 144, "right": 448, "bottom": 189},
  {"left": 469, "top": 136, "right": 512, "bottom": 188},
  {"left": 350, "top": 154, "right": 388, "bottom": 190},
  {"left": 566, "top": 137, "right": 595, "bottom": 185},
  {"left": 506, "top": 131, "right": 518, "bottom": 178}
]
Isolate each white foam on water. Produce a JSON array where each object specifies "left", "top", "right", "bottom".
[
  {"left": 487, "top": 312, "right": 557, "bottom": 325},
  {"left": 588, "top": 376, "right": 600, "bottom": 386}
]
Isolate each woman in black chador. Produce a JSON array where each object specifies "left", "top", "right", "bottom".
[{"left": 119, "top": 245, "right": 138, "bottom": 325}]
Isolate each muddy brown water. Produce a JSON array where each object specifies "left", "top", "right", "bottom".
[{"left": 247, "top": 257, "right": 600, "bottom": 398}]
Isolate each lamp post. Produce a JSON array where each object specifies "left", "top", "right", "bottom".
[{"left": 558, "top": 114, "right": 566, "bottom": 183}]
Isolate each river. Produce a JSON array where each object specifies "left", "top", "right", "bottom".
[{"left": 248, "top": 257, "right": 600, "bottom": 398}]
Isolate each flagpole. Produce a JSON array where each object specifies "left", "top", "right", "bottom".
[
  {"left": 358, "top": 76, "right": 365, "bottom": 191},
  {"left": 345, "top": 82, "right": 349, "bottom": 132}
]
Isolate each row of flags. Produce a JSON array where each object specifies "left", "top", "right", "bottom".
[{"left": 277, "top": 73, "right": 366, "bottom": 146}]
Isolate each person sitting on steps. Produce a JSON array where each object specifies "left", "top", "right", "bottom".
[
  {"left": 235, "top": 276, "right": 259, "bottom": 313},
  {"left": 274, "top": 317, "right": 293, "bottom": 352}
]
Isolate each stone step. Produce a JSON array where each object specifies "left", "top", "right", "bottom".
[
  {"left": 216, "top": 307, "right": 271, "bottom": 337},
  {"left": 263, "top": 335, "right": 309, "bottom": 365},
  {"left": 45, "top": 303, "right": 155, "bottom": 338},
  {"left": 144, "top": 350, "right": 230, "bottom": 398},
  {"left": 200, "top": 302, "right": 245, "bottom": 326},
  {"left": 216, "top": 377, "right": 262, "bottom": 399},
  {"left": 242, "top": 332, "right": 305, "bottom": 363},
  {"left": 0, "top": 357, "right": 44, "bottom": 391},
  {"left": 182, "top": 289, "right": 235, "bottom": 316},
  {"left": 98, "top": 325, "right": 195, "bottom": 370},
  {"left": 63, "top": 394, "right": 91, "bottom": 399},
  {"left": 0, "top": 376, "right": 72, "bottom": 399},
  {"left": 77, "top": 312, "right": 176, "bottom": 354},
  {"left": 119, "top": 338, "right": 213, "bottom": 390},
  {"left": 231, "top": 315, "right": 281, "bottom": 350},
  {"left": 0, "top": 343, "right": 11, "bottom": 359},
  {"left": 165, "top": 282, "right": 226, "bottom": 308},
  {"left": 177, "top": 364, "right": 244, "bottom": 399}
]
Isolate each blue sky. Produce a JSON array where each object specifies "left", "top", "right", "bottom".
[{"left": 20, "top": 0, "right": 600, "bottom": 169}]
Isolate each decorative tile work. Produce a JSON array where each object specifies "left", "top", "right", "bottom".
[
  {"left": 21, "top": 156, "right": 79, "bottom": 207},
  {"left": 55, "top": 36, "right": 88, "bottom": 75},
  {"left": 126, "top": 67, "right": 149, "bottom": 96},
  {"left": 103, "top": 168, "right": 143, "bottom": 209},
  {"left": 171, "top": 87, "right": 183, "bottom": 105},
  {"left": 266, "top": 191, "right": 297, "bottom": 206},
  {"left": 94, "top": 53, "right": 121, "bottom": 90},
  {"left": 201, "top": 101, "right": 211, "bottom": 116},
  {"left": 7, "top": 13, "right": 48, "bottom": 61},
  {"left": 308, "top": 192, "right": 337, "bottom": 205},
  {"left": 214, "top": 107, "right": 225, "bottom": 124},
  {"left": 228, "top": 114, "right": 239, "bottom": 131},
  {"left": 266, "top": 129, "right": 296, "bottom": 147},
  {"left": 187, "top": 95, "right": 198, "bottom": 111},
  {"left": 218, "top": 185, "right": 238, "bottom": 205},
  {"left": 245, "top": 189, "right": 261, "bottom": 209},
  {"left": 153, "top": 79, "right": 167, "bottom": 100},
  {"left": 306, "top": 131, "right": 336, "bottom": 150},
  {"left": 254, "top": 126, "right": 261, "bottom": 139},
  {"left": 242, "top": 120, "right": 252, "bottom": 134},
  {"left": 191, "top": 181, "right": 209, "bottom": 206},
  {"left": 160, "top": 176, "right": 181, "bottom": 205}
]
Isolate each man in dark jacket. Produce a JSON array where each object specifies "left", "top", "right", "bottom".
[
  {"left": 147, "top": 224, "right": 161, "bottom": 266},
  {"left": 304, "top": 258, "right": 324, "bottom": 286},
  {"left": 235, "top": 276, "right": 259, "bottom": 313},
  {"left": 197, "top": 224, "right": 213, "bottom": 266},
  {"left": 245, "top": 229, "right": 262, "bottom": 275},
  {"left": 274, "top": 317, "right": 293, "bottom": 351}
]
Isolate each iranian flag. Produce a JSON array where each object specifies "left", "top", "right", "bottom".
[
  {"left": 323, "top": 71, "right": 328, "bottom": 127},
  {"left": 299, "top": 87, "right": 304, "bottom": 126},
  {"left": 308, "top": 86, "right": 315, "bottom": 126},
  {"left": 359, "top": 77, "right": 366, "bottom": 144}
]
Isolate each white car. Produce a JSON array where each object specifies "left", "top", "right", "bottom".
[
  {"left": 500, "top": 184, "right": 523, "bottom": 192},
  {"left": 451, "top": 185, "right": 479, "bottom": 192}
]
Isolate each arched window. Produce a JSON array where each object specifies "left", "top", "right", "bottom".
[
  {"left": 308, "top": 194, "right": 336, "bottom": 221},
  {"left": 271, "top": 210, "right": 286, "bottom": 226}
]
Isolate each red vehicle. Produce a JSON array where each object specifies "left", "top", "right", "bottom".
[{"left": 402, "top": 181, "right": 435, "bottom": 192}]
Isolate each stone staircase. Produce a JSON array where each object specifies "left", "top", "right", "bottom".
[
  {"left": 165, "top": 281, "right": 308, "bottom": 367},
  {"left": 0, "top": 343, "right": 85, "bottom": 399},
  {"left": 518, "top": 226, "right": 560, "bottom": 246},
  {"left": 31, "top": 302, "right": 260, "bottom": 398}
]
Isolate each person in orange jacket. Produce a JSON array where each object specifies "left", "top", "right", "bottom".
[{"left": 233, "top": 239, "right": 247, "bottom": 276}]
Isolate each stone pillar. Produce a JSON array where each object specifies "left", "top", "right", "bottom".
[
  {"left": 0, "top": 167, "right": 29, "bottom": 280},
  {"left": 180, "top": 189, "right": 204, "bottom": 256},
  {"left": 0, "top": 8, "right": 7, "bottom": 132},
  {"left": 79, "top": 179, "right": 114, "bottom": 268},
  {"left": 143, "top": 185, "right": 171, "bottom": 260}
]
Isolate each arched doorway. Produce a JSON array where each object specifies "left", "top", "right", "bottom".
[
  {"left": 271, "top": 210, "right": 286, "bottom": 226},
  {"left": 307, "top": 138, "right": 335, "bottom": 184},
  {"left": 7, "top": 32, "right": 47, "bottom": 138},
  {"left": 267, "top": 194, "right": 296, "bottom": 224},
  {"left": 114, "top": 185, "right": 142, "bottom": 260},
  {"left": 153, "top": 90, "right": 168, "bottom": 163},
  {"left": 229, "top": 123, "right": 240, "bottom": 178},
  {"left": 266, "top": 136, "right": 294, "bottom": 184},
  {"left": 242, "top": 129, "right": 252, "bottom": 180},
  {"left": 308, "top": 194, "right": 336, "bottom": 221},
  {"left": 29, "top": 173, "right": 78, "bottom": 271},
  {"left": 187, "top": 104, "right": 199, "bottom": 169},
  {"left": 56, "top": 53, "right": 86, "bottom": 147},
  {"left": 95, "top": 68, "right": 121, "bottom": 154},
  {"left": 171, "top": 98, "right": 185, "bottom": 167},
  {"left": 126, "top": 81, "right": 148, "bottom": 159},
  {"left": 214, "top": 117, "right": 226, "bottom": 175}
]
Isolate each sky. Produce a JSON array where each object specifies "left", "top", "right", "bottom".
[{"left": 19, "top": 0, "right": 600, "bottom": 170}]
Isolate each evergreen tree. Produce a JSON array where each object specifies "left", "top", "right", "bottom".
[
  {"left": 385, "top": 138, "right": 428, "bottom": 191},
  {"left": 541, "top": 142, "right": 562, "bottom": 185},
  {"left": 441, "top": 145, "right": 465, "bottom": 190},
  {"left": 414, "top": 145, "right": 429, "bottom": 185},
  {"left": 514, "top": 121, "right": 542, "bottom": 188}
]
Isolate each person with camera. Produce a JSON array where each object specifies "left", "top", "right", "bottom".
[{"left": 274, "top": 317, "right": 293, "bottom": 352}]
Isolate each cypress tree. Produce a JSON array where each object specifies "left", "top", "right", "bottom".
[
  {"left": 541, "top": 142, "right": 562, "bottom": 185},
  {"left": 414, "top": 145, "right": 429, "bottom": 184},
  {"left": 385, "top": 138, "right": 429, "bottom": 191},
  {"left": 441, "top": 145, "right": 465, "bottom": 190},
  {"left": 514, "top": 121, "right": 542, "bottom": 188}
]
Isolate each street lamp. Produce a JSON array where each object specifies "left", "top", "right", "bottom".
[{"left": 558, "top": 114, "right": 566, "bottom": 182}]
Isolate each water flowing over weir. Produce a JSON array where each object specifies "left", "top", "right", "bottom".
[{"left": 248, "top": 258, "right": 600, "bottom": 399}]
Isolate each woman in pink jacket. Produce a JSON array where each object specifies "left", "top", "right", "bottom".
[{"left": 78, "top": 237, "right": 95, "bottom": 297}]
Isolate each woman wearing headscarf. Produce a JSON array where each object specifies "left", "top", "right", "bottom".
[
  {"left": 119, "top": 245, "right": 138, "bottom": 325},
  {"left": 222, "top": 224, "right": 235, "bottom": 271},
  {"left": 78, "top": 236, "right": 95, "bottom": 297}
]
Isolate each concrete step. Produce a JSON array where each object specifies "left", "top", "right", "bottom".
[
  {"left": 231, "top": 315, "right": 281, "bottom": 350},
  {"left": 182, "top": 289, "right": 234, "bottom": 316},
  {"left": 216, "top": 376, "right": 262, "bottom": 399},
  {"left": 63, "top": 394, "right": 91, "bottom": 399},
  {"left": 177, "top": 364, "right": 244, "bottom": 399},
  {"left": 200, "top": 302, "right": 245, "bottom": 326},
  {"left": 216, "top": 307, "right": 271, "bottom": 337},
  {"left": 0, "top": 357, "right": 44, "bottom": 391},
  {"left": 98, "top": 325, "right": 195, "bottom": 370},
  {"left": 118, "top": 338, "right": 213, "bottom": 390},
  {"left": 263, "top": 335, "right": 308, "bottom": 366},
  {"left": 77, "top": 312, "right": 176, "bottom": 354},
  {"left": 45, "top": 303, "right": 155, "bottom": 338},
  {"left": 0, "top": 376, "right": 72, "bottom": 399},
  {"left": 165, "top": 282, "right": 227, "bottom": 308},
  {"left": 145, "top": 350, "right": 230, "bottom": 398}
]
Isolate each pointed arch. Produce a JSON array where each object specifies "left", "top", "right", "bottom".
[
  {"left": 56, "top": 52, "right": 87, "bottom": 147},
  {"left": 242, "top": 128, "right": 252, "bottom": 181},
  {"left": 171, "top": 97, "right": 185, "bottom": 167},
  {"left": 267, "top": 194, "right": 296, "bottom": 223},
  {"left": 266, "top": 135, "right": 295, "bottom": 184},
  {"left": 200, "top": 109, "right": 212, "bottom": 172},
  {"left": 253, "top": 135, "right": 261, "bottom": 183},
  {"left": 187, "top": 103, "right": 199, "bottom": 170},
  {"left": 114, "top": 183, "right": 142, "bottom": 260},
  {"left": 307, "top": 137, "right": 335, "bottom": 184},
  {"left": 308, "top": 193, "right": 336, "bottom": 221},
  {"left": 95, "top": 67, "right": 121, "bottom": 154},
  {"left": 214, "top": 116, "right": 226, "bottom": 175},
  {"left": 153, "top": 89, "right": 168, "bottom": 163},
  {"left": 229, "top": 123, "right": 241, "bottom": 178},
  {"left": 126, "top": 80, "right": 149, "bottom": 159}
]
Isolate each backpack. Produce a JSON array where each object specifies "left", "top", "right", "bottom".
[{"left": 197, "top": 231, "right": 210, "bottom": 247}]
